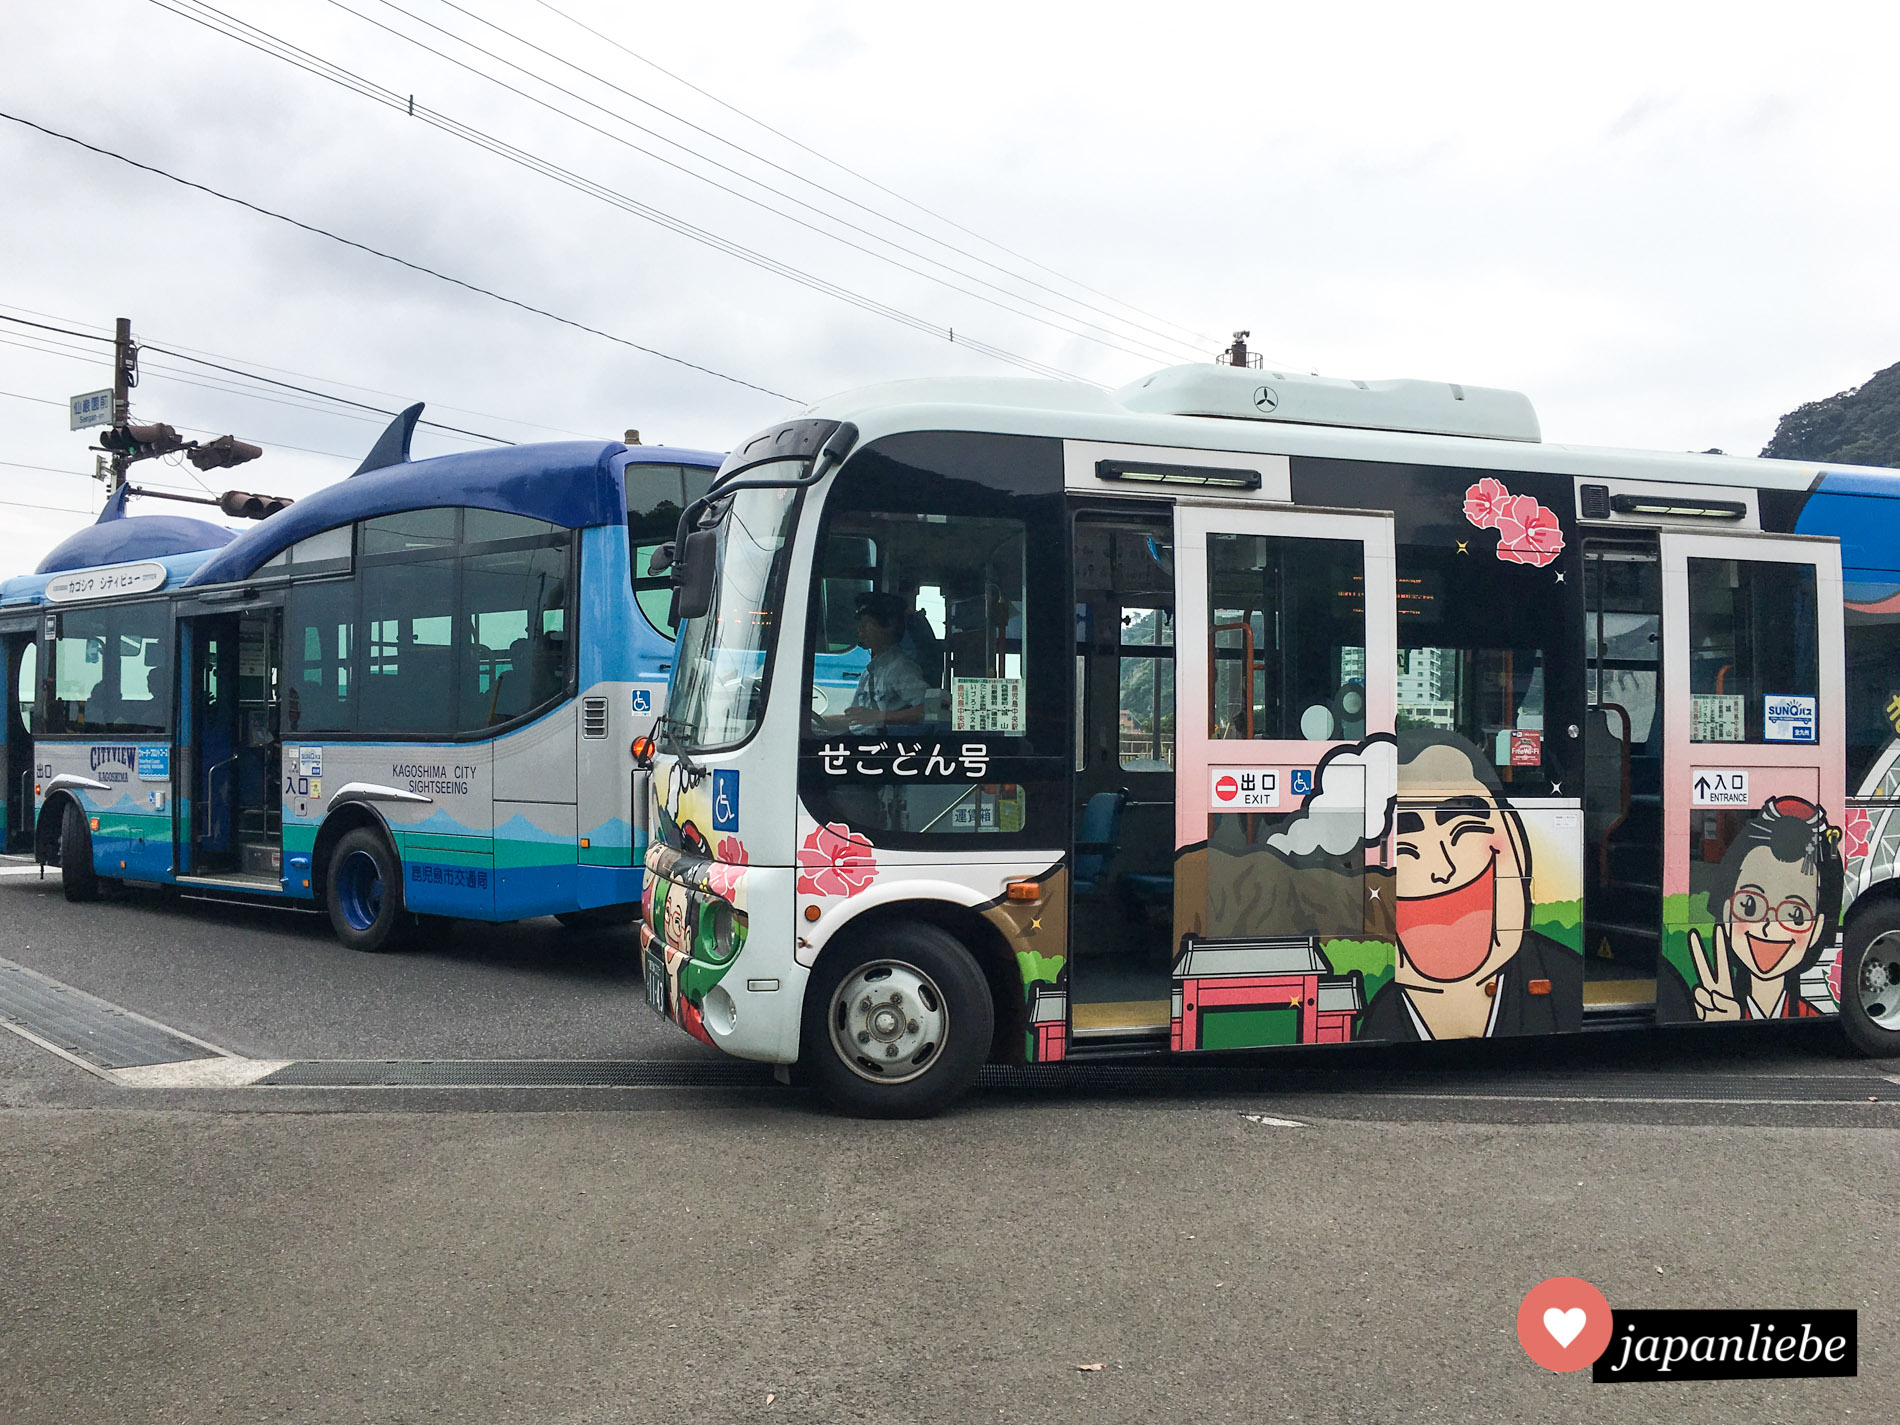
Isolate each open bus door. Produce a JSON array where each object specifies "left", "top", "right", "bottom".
[
  {"left": 1165, "top": 504, "right": 1398, "bottom": 1053},
  {"left": 1654, "top": 530, "right": 1845, "bottom": 1023},
  {"left": 178, "top": 606, "right": 284, "bottom": 884},
  {"left": 2, "top": 624, "right": 37, "bottom": 853}
]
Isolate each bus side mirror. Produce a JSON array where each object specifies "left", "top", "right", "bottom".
[
  {"left": 674, "top": 528, "right": 719, "bottom": 621},
  {"left": 646, "top": 542, "right": 675, "bottom": 576}
]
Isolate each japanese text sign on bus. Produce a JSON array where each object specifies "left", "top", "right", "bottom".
[{"left": 1210, "top": 766, "right": 1279, "bottom": 811}]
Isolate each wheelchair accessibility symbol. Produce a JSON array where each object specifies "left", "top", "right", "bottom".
[
  {"left": 1290, "top": 768, "right": 1314, "bottom": 797},
  {"left": 712, "top": 768, "right": 740, "bottom": 832},
  {"left": 631, "top": 688, "right": 652, "bottom": 714}
]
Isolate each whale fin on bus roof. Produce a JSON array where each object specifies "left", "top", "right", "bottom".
[
  {"left": 352, "top": 402, "right": 425, "bottom": 476},
  {"left": 95, "top": 481, "right": 132, "bottom": 523}
]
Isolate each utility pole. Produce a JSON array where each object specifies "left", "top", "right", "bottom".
[
  {"left": 90, "top": 312, "right": 271, "bottom": 502},
  {"left": 107, "top": 316, "right": 137, "bottom": 493}
]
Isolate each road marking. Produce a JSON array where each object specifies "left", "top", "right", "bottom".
[
  {"left": 1240, "top": 1112, "right": 1306, "bottom": 1127},
  {"left": 116, "top": 1058, "right": 291, "bottom": 1089},
  {"left": 0, "top": 866, "right": 57, "bottom": 878}
]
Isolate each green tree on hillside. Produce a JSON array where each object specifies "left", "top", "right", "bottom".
[{"left": 1762, "top": 361, "right": 1900, "bottom": 467}]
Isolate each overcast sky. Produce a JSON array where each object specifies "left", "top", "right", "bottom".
[{"left": 4, "top": 0, "right": 1897, "bottom": 570}]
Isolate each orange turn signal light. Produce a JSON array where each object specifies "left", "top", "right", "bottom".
[
  {"left": 1528, "top": 978, "right": 1552, "bottom": 996},
  {"left": 803, "top": 904, "right": 821, "bottom": 922},
  {"left": 1006, "top": 881, "right": 1040, "bottom": 901},
  {"left": 631, "top": 736, "right": 656, "bottom": 762}
]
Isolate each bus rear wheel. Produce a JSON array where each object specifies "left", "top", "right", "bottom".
[
  {"left": 1839, "top": 903, "right": 1900, "bottom": 1058},
  {"left": 58, "top": 800, "right": 99, "bottom": 903},
  {"left": 325, "top": 828, "right": 414, "bottom": 954},
  {"left": 800, "top": 922, "right": 993, "bottom": 1118}
]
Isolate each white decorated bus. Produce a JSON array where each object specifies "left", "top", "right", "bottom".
[{"left": 637, "top": 365, "right": 1900, "bottom": 1114}]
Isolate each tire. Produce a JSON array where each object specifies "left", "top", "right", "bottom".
[
  {"left": 324, "top": 827, "right": 414, "bottom": 953},
  {"left": 58, "top": 800, "right": 99, "bottom": 903},
  {"left": 1838, "top": 902, "right": 1900, "bottom": 1058},
  {"left": 799, "top": 921, "right": 993, "bottom": 1118},
  {"left": 555, "top": 905, "right": 637, "bottom": 931}
]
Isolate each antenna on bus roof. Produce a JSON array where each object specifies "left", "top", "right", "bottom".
[{"left": 352, "top": 402, "right": 424, "bottom": 476}]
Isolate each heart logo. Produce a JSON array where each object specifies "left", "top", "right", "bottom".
[{"left": 1543, "top": 1306, "right": 1587, "bottom": 1348}]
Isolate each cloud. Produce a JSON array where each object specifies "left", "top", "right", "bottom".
[{"left": 1265, "top": 736, "right": 1397, "bottom": 859}]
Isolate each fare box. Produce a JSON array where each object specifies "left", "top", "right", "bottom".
[{"left": 1210, "top": 766, "right": 1279, "bottom": 811}]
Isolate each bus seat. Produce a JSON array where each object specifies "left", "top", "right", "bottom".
[{"left": 1072, "top": 790, "right": 1125, "bottom": 895}]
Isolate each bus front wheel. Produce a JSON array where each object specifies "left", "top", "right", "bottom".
[
  {"left": 58, "top": 800, "right": 99, "bottom": 903},
  {"left": 1839, "top": 903, "right": 1900, "bottom": 1057},
  {"left": 325, "top": 828, "right": 414, "bottom": 954},
  {"left": 800, "top": 922, "right": 993, "bottom": 1118}
]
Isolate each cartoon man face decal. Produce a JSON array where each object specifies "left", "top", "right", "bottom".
[
  {"left": 1360, "top": 733, "right": 1578, "bottom": 1042},
  {"left": 1393, "top": 746, "right": 1531, "bottom": 993},
  {"left": 1687, "top": 797, "right": 1837, "bottom": 1021}
]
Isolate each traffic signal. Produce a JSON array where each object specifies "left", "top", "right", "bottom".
[
  {"left": 218, "top": 490, "right": 294, "bottom": 520},
  {"left": 97, "top": 422, "right": 185, "bottom": 459},
  {"left": 187, "top": 434, "right": 263, "bottom": 471}
]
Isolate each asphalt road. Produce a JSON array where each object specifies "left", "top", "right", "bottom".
[{"left": 2, "top": 860, "right": 1896, "bottom": 1423}]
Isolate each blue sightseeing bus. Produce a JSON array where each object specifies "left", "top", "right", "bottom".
[{"left": 0, "top": 408, "right": 720, "bottom": 951}]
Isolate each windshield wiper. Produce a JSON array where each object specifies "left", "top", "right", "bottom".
[{"left": 654, "top": 713, "right": 708, "bottom": 784}]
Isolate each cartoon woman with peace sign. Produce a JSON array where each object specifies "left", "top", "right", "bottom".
[{"left": 1685, "top": 797, "right": 1842, "bottom": 1021}]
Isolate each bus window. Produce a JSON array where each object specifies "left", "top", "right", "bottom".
[
  {"left": 1687, "top": 558, "right": 1818, "bottom": 743},
  {"left": 1845, "top": 601, "right": 1900, "bottom": 791},
  {"left": 49, "top": 603, "right": 170, "bottom": 735},
  {"left": 284, "top": 580, "right": 354, "bottom": 735},
  {"left": 15, "top": 640, "right": 35, "bottom": 735},
  {"left": 1119, "top": 606, "right": 1174, "bottom": 770},
  {"left": 463, "top": 543, "right": 570, "bottom": 726},
  {"left": 627, "top": 463, "right": 717, "bottom": 641},
  {"left": 360, "top": 554, "right": 457, "bottom": 736},
  {"left": 1207, "top": 533, "right": 1365, "bottom": 741},
  {"left": 807, "top": 511, "right": 1026, "bottom": 738}
]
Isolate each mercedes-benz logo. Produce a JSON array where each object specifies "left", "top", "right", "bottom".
[{"left": 1254, "top": 385, "right": 1279, "bottom": 413}]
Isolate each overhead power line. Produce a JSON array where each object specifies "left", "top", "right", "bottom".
[
  {"left": 526, "top": 0, "right": 1223, "bottom": 353},
  {"left": 0, "top": 310, "right": 511, "bottom": 442},
  {"left": 0, "top": 110, "right": 808, "bottom": 404},
  {"left": 337, "top": 0, "right": 1200, "bottom": 366},
  {"left": 0, "top": 299, "right": 604, "bottom": 439},
  {"left": 143, "top": 0, "right": 1093, "bottom": 386}
]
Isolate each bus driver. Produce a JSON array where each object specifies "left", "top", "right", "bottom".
[{"left": 823, "top": 592, "right": 928, "bottom": 735}]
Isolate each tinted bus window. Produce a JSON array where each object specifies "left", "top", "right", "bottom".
[
  {"left": 463, "top": 544, "right": 569, "bottom": 727},
  {"left": 1845, "top": 603, "right": 1900, "bottom": 791},
  {"left": 359, "top": 556, "right": 458, "bottom": 736},
  {"left": 1687, "top": 558, "right": 1818, "bottom": 743},
  {"left": 16, "top": 641, "right": 36, "bottom": 736},
  {"left": 628, "top": 463, "right": 717, "bottom": 640},
  {"left": 284, "top": 579, "right": 354, "bottom": 735},
  {"left": 1208, "top": 534, "right": 1365, "bottom": 741},
  {"left": 49, "top": 603, "right": 171, "bottom": 735}
]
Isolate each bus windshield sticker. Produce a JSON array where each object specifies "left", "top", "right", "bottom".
[
  {"left": 1764, "top": 695, "right": 1817, "bottom": 743},
  {"left": 952, "top": 677, "right": 1024, "bottom": 734},
  {"left": 1462, "top": 476, "right": 1565, "bottom": 568},
  {"left": 296, "top": 747, "right": 323, "bottom": 778},
  {"left": 1692, "top": 694, "right": 1746, "bottom": 742}
]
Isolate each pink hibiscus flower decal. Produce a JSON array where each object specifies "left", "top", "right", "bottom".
[
  {"left": 706, "top": 835, "right": 750, "bottom": 903},
  {"left": 1493, "top": 494, "right": 1565, "bottom": 567},
  {"left": 1462, "top": 477, "right": 1511, "bottom": 531},
  {"left": 797, "top": 822, "right": 877, "bottom": 897},
  {"left": 1843, "top": 807, "right": 1873, "bottom": 863},
  {"left": 1828, "top": 945, "right": 1844, "bottom": 1007}
]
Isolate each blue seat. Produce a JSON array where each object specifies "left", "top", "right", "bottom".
[{"left": 1072, "top": 790, "right": 1124, "bottom": 895}]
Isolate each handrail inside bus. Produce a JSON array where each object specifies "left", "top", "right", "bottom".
[
  {"left": 1592, "top": 701, "right": 1632, "bottom": 885},
  {"left": 1209, "top": 620, "right": 1257, "bottom": 740}
]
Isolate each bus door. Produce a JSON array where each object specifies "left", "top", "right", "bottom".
[
  {"left": 182, "top": 607, "right": 284, "bottom": 882},
  {"left": 1069, "top": 513, "right": 1181, "bottom": 1036},
  {"left": 1656, "top": 530, "right": 1844, "bottom": 1023},
  {"left": 1168, "top": 503, "right": 1397, "bottom": 1053},
  {"left": 1582, "top": 537, "right": 1664, "bottom": 1011},
  {"left": 2, "top": 626, "right": 37, "bottom": 852}
]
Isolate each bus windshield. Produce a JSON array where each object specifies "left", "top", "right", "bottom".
[{"left": 669, "top": 474, "right": 802, "bottom": 750}]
